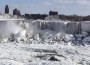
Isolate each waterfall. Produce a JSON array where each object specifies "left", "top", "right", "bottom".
[
  {"left": 31, "top": 20, "right": 90, "bottom": 34},
  {"left": 66, "top": 22, "right": 79, "bottom": 34}
]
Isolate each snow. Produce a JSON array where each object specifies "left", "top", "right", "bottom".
[
  {"left": 14, "top": 30, "right": 27, "bottom": 42},
  {"left": 82, "top": 36, "right": 90, "bottom": 45},
  {"left": 0, "top": 15, "right": 90, "bottom": 65},
  {"left": 0, "top": 43, "right": 90, "bottom": 65}
]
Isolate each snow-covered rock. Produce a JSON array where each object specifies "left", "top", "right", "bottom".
[
  {"left": 82, "top": 36, "right": 90, "bottom": 44},
  {"left": 64, "top": 34, "right": 74, "bottom": 42},
  {"left": 81, "top": 31, "right": 89, "bottom": 37},
  {"left": 14, "top": 30, "right": 27, "bottom": 42}
]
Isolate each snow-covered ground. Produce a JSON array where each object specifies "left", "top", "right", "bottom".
[
  {"left": 0, "top": 42, "right": 90, "bottom": 65},
  {"left": 0, "top": 15, "right": 90, "bottom": 65}
]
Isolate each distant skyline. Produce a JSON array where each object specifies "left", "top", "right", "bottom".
[{"left": 0, "top": 0, "right": 90, "bottom": 16}]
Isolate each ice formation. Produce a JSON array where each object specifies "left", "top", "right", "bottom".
[
  {"left": 0, "top": 15, "right": 90, "bottom": 65},
  {"left": 32, "top": 20, "right": 81, "bottom": 34}
]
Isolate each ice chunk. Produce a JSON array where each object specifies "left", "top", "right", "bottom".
[
  {"left": 82, "top": 36, "right": 90, "bottom": 45},
  {"left": 14, "top": 30, "right": 26, "bottom": 42},
  {"left": 81, "top": 31, "right": 89, "bottom": 37}
]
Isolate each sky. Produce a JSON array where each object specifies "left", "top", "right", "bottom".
[{"left": 0, "top": 0, "right": 90, "bottom": 16}]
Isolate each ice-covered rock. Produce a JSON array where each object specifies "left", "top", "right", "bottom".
[
  {"left": 1, "top": 38, "right": 8, "bottom": 43},
  {"left": 82, "top": 36, "right": 90, "bottom": 45},
  {"left": 81, "top": 31, "right": 89, "bottom": 37},
  {"left": 14, "top": 30, "right": 27, "bottom": 42},
  {"left": 45, "top": 15, "right": 59, "bottom": 20},
  {"left": 64, "top": 34, "right": 74, "bottom": 42}
]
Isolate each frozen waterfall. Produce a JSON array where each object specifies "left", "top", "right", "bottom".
[{"left": 32, "top": 20, "right": 82, "bottom": 34}]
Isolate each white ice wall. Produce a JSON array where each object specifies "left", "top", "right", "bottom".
[
  {"left": 31, "top": 20, "right": 80, "bottom": 34},
  {"left": 81, "top": 22, "right": 90, "bottom": 33},
  {"left": 21, "top": 20, "right": 90, "bottom": 34}
]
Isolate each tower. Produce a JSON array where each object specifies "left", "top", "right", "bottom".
[
  {"left": 5, "top": 5, "right": 9, "bottom": 14},
  {"left": 13, "top": 8, "right": 21, "bottom": 16}
]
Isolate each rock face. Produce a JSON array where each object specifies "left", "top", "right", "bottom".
[
  {"left": 5, "top": 5, "right": 9, "bottom": 14},
  {"left": 49, "top": 56, "right": 59, "bottom": 61}
]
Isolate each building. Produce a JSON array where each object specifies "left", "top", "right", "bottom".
[
  {"left": 13, "top": 9, "right": 21, "bottom": 16},
  {"left": 5, "top": 5, "right": 9, "bottom": 14},
  {"left": 24, "top": 14, "right": 48, "bottom": 20},
  {"left": 49, "top": 11, "right": 58, "bottom": 15}
]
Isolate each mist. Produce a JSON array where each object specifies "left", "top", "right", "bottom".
[{"left": 0, "top": 21, "right": 22, "bottom": 39}]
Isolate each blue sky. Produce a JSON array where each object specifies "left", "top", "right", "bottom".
[{"left": 0, "top": 0, "right": 90, "bottom": 16}]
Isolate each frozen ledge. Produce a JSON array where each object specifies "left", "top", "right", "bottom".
[{"left": 0, "top": 19, "right": 25, "bottom": 21}]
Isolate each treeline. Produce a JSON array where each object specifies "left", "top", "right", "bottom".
[
  {"left": 4, "top": 5, "right": 90, "bottom": 21},
  {"left": 59, "top": 14, "right": 90, "bottom": 21},
  {"left": 24, "top": 14, "right": 48, "bottom": 20},
  {"left": 24, "top": 14, "right": 90, "bottom": 21}
]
